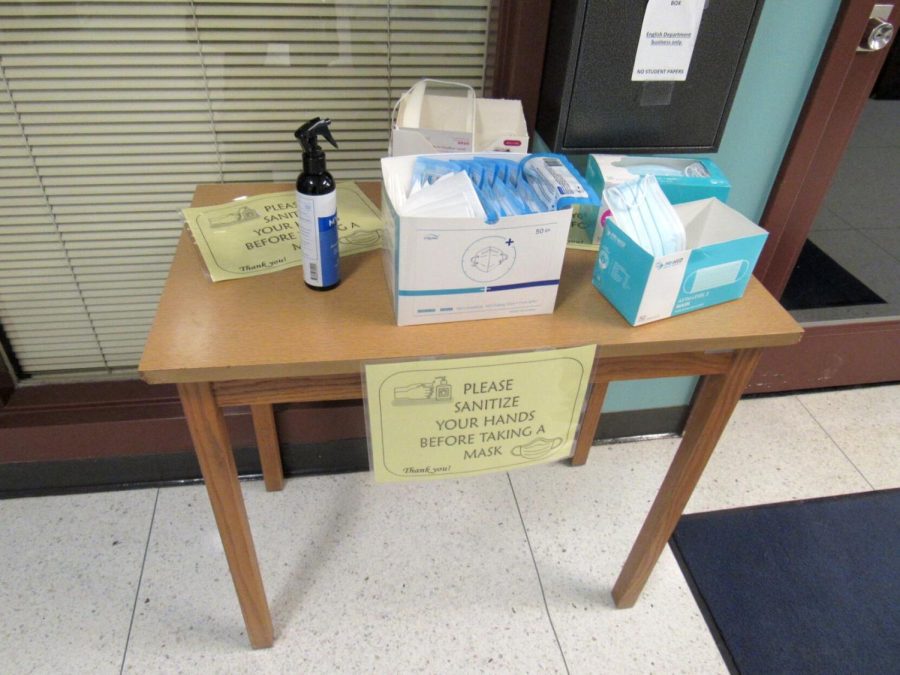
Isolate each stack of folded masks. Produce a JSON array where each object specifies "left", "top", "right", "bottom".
[
  {"left": 613, "top": 160, "right": 710, "bottom": 178},
  {"left": 394, "top": 153, "right": 598, "bottom": 223},
  {"left": 602, "top": 174, "right": 687, "bottom": 256}
]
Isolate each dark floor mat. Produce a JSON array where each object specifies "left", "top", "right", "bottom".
[
  {"left": 781, "top": 240, "right": 886, "bottom": 310},
  {"left": 671, "top": 490, "right": 900, "bottom": 675}
]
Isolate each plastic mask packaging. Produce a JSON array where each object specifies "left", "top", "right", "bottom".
[
  {"left": 520, "top": 153, "right": 599, "bottom": 210},
  {"left": 516, "top": 177, "right": 545, "bottom": 213},
  {"left": 405, "top": 158, "right": 521, "bottom": 222},
  {"left": 472, "top": 158, "right": 499, "bottom": 188},
  {"left": 475, "top": 158, "right": 533, "bottom": 216},
  {"left": 474, "top": 157, "right": 518, "bottom": 187},
  {"left": 480, "top": 158, "right": 517, "bottom": 186},
  {"left": 472, "top": 183, "right": 500, "bottom": 223},
  {"left": 497, "top": 159, "right": 520, "bottom": 186},
  {"left": 463, "top": 161, "right": 484, "bottom": 189},
  {"left": 603, "top": 175, "right": 686, "bottom": 256},
  {"left": 491, "top": 179, "right": 531, "bottom": 216},
  {"left": 618, "top": 161, "right": 710, "bottom": 178},
  {"left": 400, "top": 153, "right": 597, "bottom": 223}
]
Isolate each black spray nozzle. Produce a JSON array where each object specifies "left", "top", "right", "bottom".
[{"left": 294, "top": 117, "right": 338, "bottom": 154}]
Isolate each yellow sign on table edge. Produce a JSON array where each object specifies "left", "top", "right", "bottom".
[{"left": 364, "top": 345, "right": 597, "bottom": 482}]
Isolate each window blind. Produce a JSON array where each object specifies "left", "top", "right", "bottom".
[{"left": 0, "top": 0, "right": 491, "bottom": 379}]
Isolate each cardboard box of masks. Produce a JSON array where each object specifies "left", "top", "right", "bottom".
[
  {"left": 593, "top": 198, "right": 767, "bottom": 326},
  {"left": 380, "top": 153, "right": 573, "bottom": 326}
]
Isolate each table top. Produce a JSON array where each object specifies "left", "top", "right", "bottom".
[{"left": 139, "top": 182, "right": 803, "bottom": 384}]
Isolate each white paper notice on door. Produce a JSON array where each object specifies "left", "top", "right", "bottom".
[{"left": 632, "top": 0, "right": 705, "bottom": 82}]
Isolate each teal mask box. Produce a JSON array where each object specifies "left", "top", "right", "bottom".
[
  {"left": 579, "top": 154, "right": 731, "bottom": 245},
  {"left": 593, "top": 199, "right": 767, "bottom": 326}
]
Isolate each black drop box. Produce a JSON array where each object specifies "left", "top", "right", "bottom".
[{"left": 536, "top": 0, "right": 765, "bottom": 154}]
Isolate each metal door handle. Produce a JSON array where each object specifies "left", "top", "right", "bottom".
[
  {"left": 858, "top": 4, "right": 894, "bottom": 52},
  {"left": 860, "top": 17, "right": 894, "bottom": 51}
]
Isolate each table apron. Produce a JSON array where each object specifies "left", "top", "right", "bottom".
[{"left": 212, "top": 350, "right": 737, "bottom": 407}]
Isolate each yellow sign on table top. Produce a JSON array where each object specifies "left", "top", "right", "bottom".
[
  {"left": 181, "top": 182, "right": 383, "bottom": 281},
  {"left": 364, "top": 345, "right": 596, "bottom": 482}
]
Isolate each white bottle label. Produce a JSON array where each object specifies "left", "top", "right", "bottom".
[{"left": 297, "top": 190, "right": 339, "bottom": 287}]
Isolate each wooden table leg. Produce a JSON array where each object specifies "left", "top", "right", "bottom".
[
  {"left": 571, "top": 381, "right": 609, "bottom": 466},
  {"left": 178, "top": 382, "right": 274, "bottom": 648},
  {"left": 251, "top": 404, "right": 285, "bottom": 491},
  {"left": 612, "top": 348, "right": 762, "bottom": 608}
]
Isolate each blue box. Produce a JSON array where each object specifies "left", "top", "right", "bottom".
[
  {"left": 593, "top": 199, "right": 767, "bottom": 325},
  {"left": 578, "top": 154, "right": 731, "bottom": 245}
]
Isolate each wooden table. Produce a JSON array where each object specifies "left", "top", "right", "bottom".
[{"left": 140, "top": 182, "right": 802, "bottom": 648}]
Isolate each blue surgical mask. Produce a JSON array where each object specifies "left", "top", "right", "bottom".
[
  {"left": 603, "top": 175, "right": 686, "bottom": 256},
  {"left": 619, "top": 161, "right": 710, "bottom": 178}
]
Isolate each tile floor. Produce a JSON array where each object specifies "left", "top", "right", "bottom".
[
  {"left": 800, "top": 98, "right": 900, "bottom": 323},
  {"left": 2, "top": 384, "right": 897, "bottom": 674}
]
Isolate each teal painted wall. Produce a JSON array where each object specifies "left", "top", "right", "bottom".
[
  {"left": 551, "top": 0, "right": 842, "bottom": 414},
  {"left": 700, "top": 0, "right": 841, "bottom": 222}
]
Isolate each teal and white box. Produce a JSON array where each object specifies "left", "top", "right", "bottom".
[
  {"left": 381, "top": 153, "right": 573, "bottom": 326},
  {"left": 593, "top": 199, "right": 767, "bottom": 326},
  {"left": 580, "top": 154, "right": 731, "bottom": 244}
]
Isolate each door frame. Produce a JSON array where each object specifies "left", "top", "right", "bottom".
[{"left": 751, "top": 0, "right": 900, "bottom": 392}]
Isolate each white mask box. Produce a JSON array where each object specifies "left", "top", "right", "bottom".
[
  {"left": 592, "top": 198, "right": 767, "bottom": 326},
  {"left": 390, "top": 80, "right": 529, "bottom": 157},
  {"left": 381, "top": 153, "right": 573, "bottom": 326}
]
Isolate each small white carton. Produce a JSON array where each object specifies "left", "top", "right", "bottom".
[
  {"left": 474, "top": 97, "right": 528, "bottom": 152},
  {"left": 390, "top": 80, "right": 528, "bottom": 157},
  {"left": 593, "top": 199, "right": 768, "bottom": 326},
  {"left": 381, "top": 153, "right": 572, "bottom": 326}
]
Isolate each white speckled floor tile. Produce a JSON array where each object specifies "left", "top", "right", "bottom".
[
  {"left": 797, "top": 384, "right": 900, "bottom": 490},
  {"left": 687, "top": 396, "right": 872, "bottom": 513},
  {"left": 509, "top": 439, "right": 728, "bottom": 674},
  {"left": 6, "top": 390, "right": 890, "bottom": 673},
  {"left": 123, "top": 473, "right": 565, "bottom": 673},
  {"left": 508, "top": 392, "right": 875, "bottom": 672},
  {"left": 0, "top": 489, "right": 158, "bottom": 675}
]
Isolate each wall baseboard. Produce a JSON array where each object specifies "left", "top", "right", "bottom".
[{"left": 0, "top": 403, "right": 688, "bottom": 498}]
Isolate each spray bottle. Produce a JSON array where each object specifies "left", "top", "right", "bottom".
[{"left": 295, "top": 117, "right": 339, "bottom": 290}]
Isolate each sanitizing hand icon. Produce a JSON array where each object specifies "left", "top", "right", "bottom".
[
  {"left": 208, "top": 206, "right": 260, "bottom": 228},
  {"left": 393, "top": 376, "right": 452, "bottom": 403},
  {"left": 339, "top": 229, "right": 382, "bottom": 248}
]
